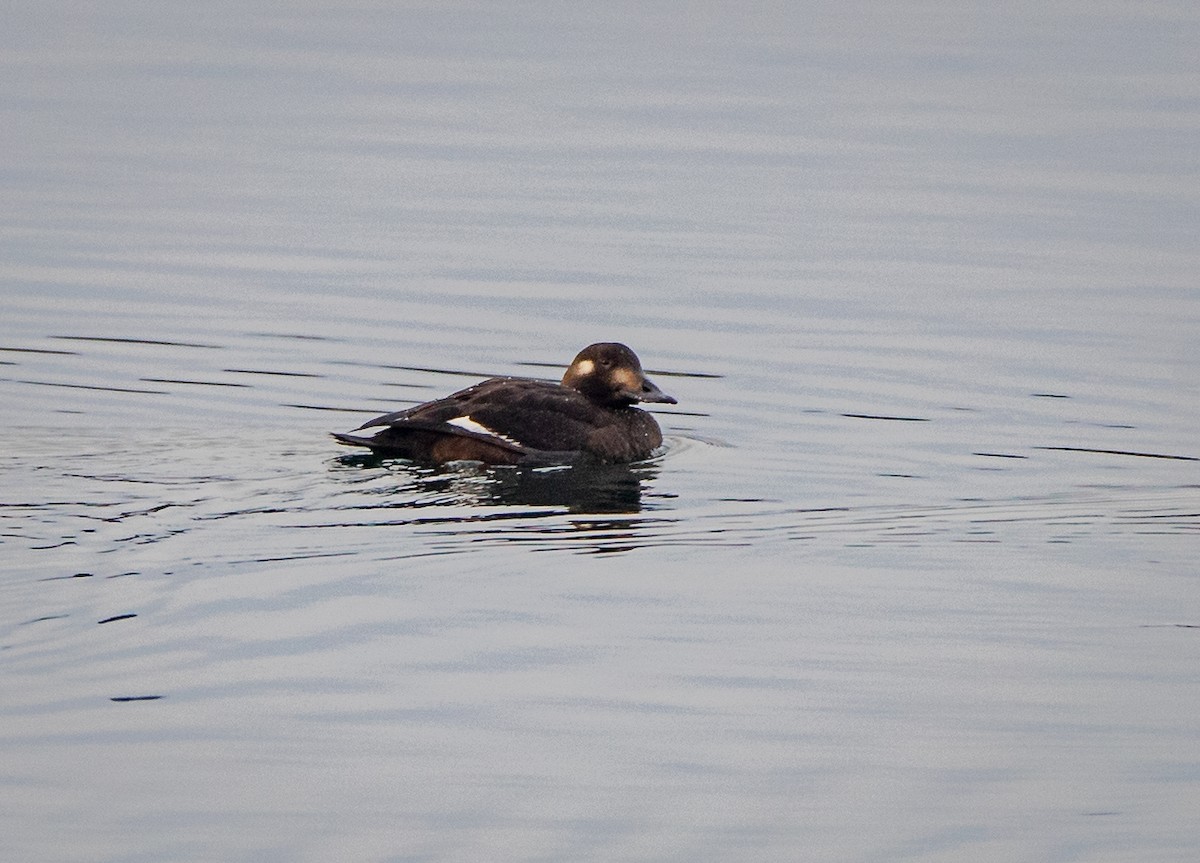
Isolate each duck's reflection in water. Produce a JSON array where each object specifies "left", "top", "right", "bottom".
[{"left": 333, "top": 453, "right": 662, "bottom": 515}]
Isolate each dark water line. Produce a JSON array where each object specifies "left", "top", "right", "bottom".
[
  {"left": 1, "top": 378, "right": 170, "bottom": 395},
  {"left": 842, "top": 413, "right": 930, "bottom": 422},
  {"left": 50, "top": 336, "right": 222, "bottom": 349},
  {"left": 282, "top": 402, "right": 372, "bottom": 413},
  {"left": 223, "top": 368, "right": 324, "bottom": 378},
  {"left": 1036, "top": 446, "right": 1199, "bottom": 461},
  {"left": 0, "top": 346, "right": 79, "bottom": 355},
  {"left": 244, "top": 332, "right": 338, "bottom": 341},
  {"left": 139, "top": 378, "right": 252, "bottom": 388},
  {"left": 380, "top": 364, "right": 517, "bottom": 378}
]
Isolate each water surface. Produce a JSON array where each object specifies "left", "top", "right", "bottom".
[{"left": 3, "top": 2, "right": 1199, "bottom": 861}]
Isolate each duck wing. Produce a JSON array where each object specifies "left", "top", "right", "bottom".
[
  {"left": 342, "top": 377, "right": 658, "bottom": 461},
  {"left": 353, "top": 377, "right": 603, "bottom": 454}
]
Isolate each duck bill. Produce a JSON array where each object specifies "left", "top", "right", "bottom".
[{"left": 632, "top": 376, "right": 677, "bottom": 405}]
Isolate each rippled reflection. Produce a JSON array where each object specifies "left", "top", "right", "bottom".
[{"left": 331, "top": 451, "right": 663, "bottom": 514}]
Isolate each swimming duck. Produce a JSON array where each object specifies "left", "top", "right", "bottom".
[{"left": 332, "top": 342, "right": 676, "bottom": 464}]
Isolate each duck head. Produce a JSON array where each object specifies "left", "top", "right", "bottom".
[{"left": 561, "top": 342, "right": 677, "bottom": 408}]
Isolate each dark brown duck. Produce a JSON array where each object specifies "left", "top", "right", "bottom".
[{"left": 332, "top": 342, "right": 676, "bottom": 465}]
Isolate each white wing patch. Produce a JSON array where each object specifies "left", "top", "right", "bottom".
[{"left": 446, "top": 415, "right": 524, "bottom": 448}]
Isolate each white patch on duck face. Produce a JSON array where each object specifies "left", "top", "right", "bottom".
[
  {"left": 445, "top": 415, "right": 524, "bottom": 447},
  {"left": 572, "top": 358, "right": 595, "bottom": 376},
  {"left": 614, "top": 368, "right": 639, "bottom": 390}
]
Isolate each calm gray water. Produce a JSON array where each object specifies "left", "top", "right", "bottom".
[{"left": 3, "top": 2, "right": 1199, "bottom": 861}]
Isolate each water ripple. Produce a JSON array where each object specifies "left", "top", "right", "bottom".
[{"left": 6, "top": 429, "right": 1195, "bottom": 572}]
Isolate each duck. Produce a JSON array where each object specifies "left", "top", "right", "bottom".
[{"left": 332, "top": 342, "right": 676, "bottom": 465}]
